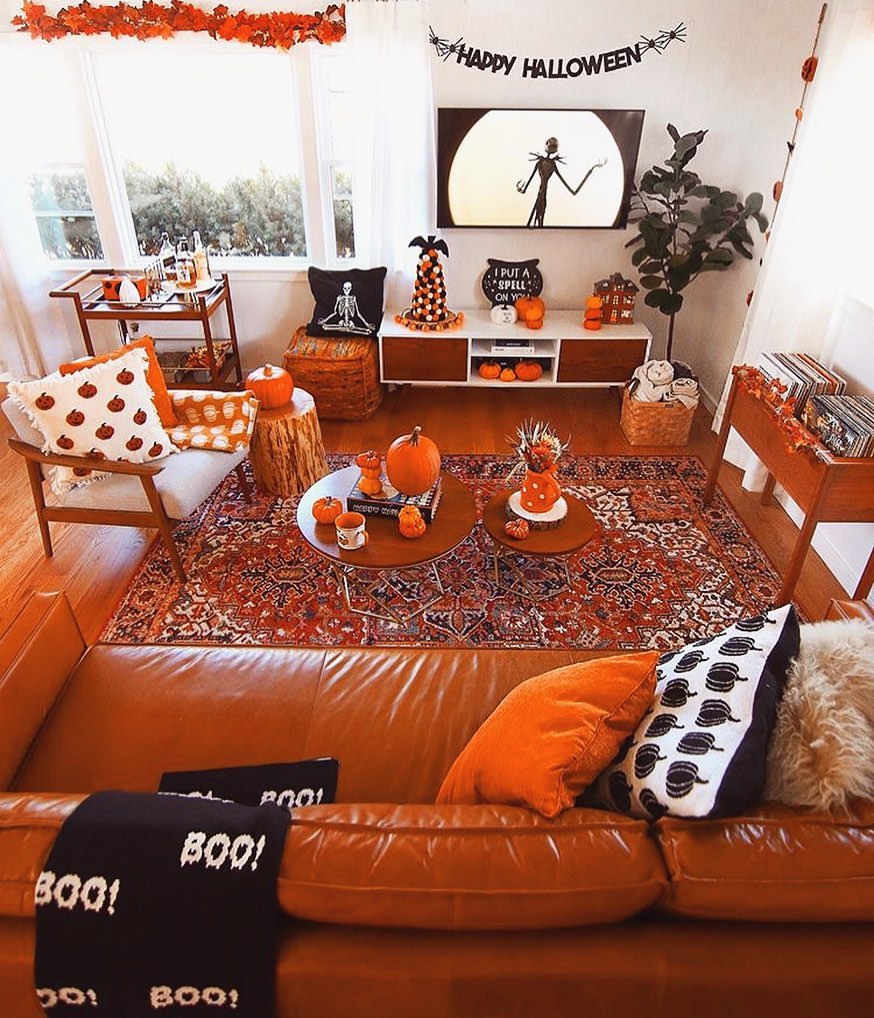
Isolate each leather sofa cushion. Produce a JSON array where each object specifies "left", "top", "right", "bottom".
[
  {"left": 655, "top": 800, "right": 874, "bottom": 921},
  {"left": 279, "top": 803, "right": 667, "bottom": 929},
  {"left": 0, "top": 796, "right": 666, "bottom": 929}
]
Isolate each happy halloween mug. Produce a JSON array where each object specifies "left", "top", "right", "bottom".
[{"left": 335, "top": 511, "right": 369, "bottom": 551}]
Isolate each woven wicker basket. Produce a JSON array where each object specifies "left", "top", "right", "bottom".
[
  {"left": 283, "top": 326, "right": 383, "bottom": 420},
  {"left": 620, "top": 386, "right": 695, "bottom": 446}
]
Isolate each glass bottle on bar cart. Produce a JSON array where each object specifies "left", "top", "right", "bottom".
[
  {"left": 175, "top": 237, "right": 197, "bottom": 290},
  {"left": 192, "top": 230, "right": 210, "bottom": 283},
  {"left": 159, "top": 231, "right": 176, "bottom": 281}
]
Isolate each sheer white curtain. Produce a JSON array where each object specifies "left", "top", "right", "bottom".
[
  {"left": 717, "top": 0, "right": 874, "bottom": 485},
  {"left": 346, "top": 0, "right": 435, "bottom": 309}
]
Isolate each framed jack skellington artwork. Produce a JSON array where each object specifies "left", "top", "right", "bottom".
[{"left": 436, "top": 108, "right": 645, "bottom": 230}]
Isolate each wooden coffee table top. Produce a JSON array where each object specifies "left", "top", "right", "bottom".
[
  {"left": 482, "top": 489, "right": 599, "bottom": 557},
  {"left": 297, "top": 465, "right": 477, "bottom": 570}
]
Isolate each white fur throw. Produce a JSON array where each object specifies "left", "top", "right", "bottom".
[{"left": 766, "top": 620, "right": 874, "bottom": 812}]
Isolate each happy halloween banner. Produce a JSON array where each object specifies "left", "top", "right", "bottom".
[{"left": 429, "top": 22, "right": 686, "bottom": 79}]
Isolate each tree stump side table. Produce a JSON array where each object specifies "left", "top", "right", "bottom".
[{"left": 249, "top": 388, "right": 328, "bottom": 499}]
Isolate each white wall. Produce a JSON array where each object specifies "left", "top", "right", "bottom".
[
  {"left": 428, "top": 0, "right": 821, "bottom": 405},
  {"left": 2, "top": 0, "right": 821, "bottom": 399}
]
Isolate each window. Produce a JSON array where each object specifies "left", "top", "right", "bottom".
[
  {"left": 0, "top": 47, "right": 103, "bottom": 261},
  {"left": 0, "top": 38, "right": 354, "bottom": 268},
  {"left": 94, "top": 46, "right": 310, "bottom": 260}
]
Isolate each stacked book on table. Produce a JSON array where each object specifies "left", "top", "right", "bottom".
[
  {"left": 756, "top": 352, "right": 846, "bottom": 415},
  {"left": 801, "top": 394, "right": 874, "bottom": 458},
  {"left": 346, "top": 474, "right": 443, "bottom": 523}
]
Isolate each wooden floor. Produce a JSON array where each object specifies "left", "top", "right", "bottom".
[{"left": 0, "top": 384, "right": 846, "bottom": 643}]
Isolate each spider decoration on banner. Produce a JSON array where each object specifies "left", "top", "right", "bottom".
[
  {"left": 516, "top": 138, "right": 607, "bottom": 228},
  {"left": 639, "top": 23, "right": 686, "bottom": 55},
  {"left": 429, "top": 25, "right": 465, "bottom": 62}
]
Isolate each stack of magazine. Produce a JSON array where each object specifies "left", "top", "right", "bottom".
[
  {"left": 346, "top": 474, "right": 443, "bottom": 523},
  {"left": 756, "top": 352, "right": 846, "bottom": 417},
  {"left": 801, "top": 395, "right": 874, "bottom": 458}
]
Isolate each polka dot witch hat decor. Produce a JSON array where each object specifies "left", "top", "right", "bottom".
[
  {"left": 395, "top": 234, "right": 464, "bottom": 331},
  {"left": 505, "top": 419, "right": 571, "bottom": 529}
]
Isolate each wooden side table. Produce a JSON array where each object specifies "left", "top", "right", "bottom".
[
  {"left": 249, "top": 388, "right": 328, "bottom": 499},
  {"left": 703, "top": 373, "right": 874, "bottom": 603},
  {"left": 481, "top": 490, "right": 600, "bottom": 601}
]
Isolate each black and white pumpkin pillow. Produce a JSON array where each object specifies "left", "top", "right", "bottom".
[{"left": 590, "top": 605, "right": 800, "bottom": 820}]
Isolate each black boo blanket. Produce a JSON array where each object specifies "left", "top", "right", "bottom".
[{"left": 34, "top": 790, "right": 289, "bottom": 1017}]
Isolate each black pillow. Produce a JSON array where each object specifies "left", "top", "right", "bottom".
[
  {"left": 159, "top": 758, "right": 339, "bottom": 810},
  {"left": 306, "top": 266, "right": 387, "bottom": 338}
]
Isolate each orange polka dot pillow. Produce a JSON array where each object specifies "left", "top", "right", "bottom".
[
  {"left": 8, "top": 347, "right": 175, "bottom": 495},
  {"left": 167, "top": 391, "right": 259, "bottom": 451}
]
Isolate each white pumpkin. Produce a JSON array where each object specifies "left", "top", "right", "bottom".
[{"left": 490, "top": 303, "right": 518, "bottom": 326}]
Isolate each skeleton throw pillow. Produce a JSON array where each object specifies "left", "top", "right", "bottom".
[
  {"left": 590, "top": 604, "right": 800, "bottom": 820},
  {"left": 306, "top": 266, "right": 387, "bottom": 338}
]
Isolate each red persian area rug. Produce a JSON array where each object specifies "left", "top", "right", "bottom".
[{"left": 101, "top": 454, "right": 790, "bottom": 650}]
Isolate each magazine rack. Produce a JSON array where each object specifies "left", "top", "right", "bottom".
[
  {"left": 703, "top": 373, "right": 874, "bottom": 603},
  {"left": 50, "top": 269, "right": 243, "bottom": 390}
]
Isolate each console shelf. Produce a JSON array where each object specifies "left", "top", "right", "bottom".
[{"left": 379, "top": 309, "right": 651, "bottom": 387}]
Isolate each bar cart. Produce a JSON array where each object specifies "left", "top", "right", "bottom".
[{"left": 49, "top": 268, "right": 243, "bottom": 390}]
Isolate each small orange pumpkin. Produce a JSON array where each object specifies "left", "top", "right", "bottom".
[
  {"left": 515, "top": 294, "right": 545, "bottom": 330},
  {"left": 504, "top": 518, "right": 530, "bottom": 540},
  {"left": 398, "top": 504, "right": 427, "bottom": 539},
  {"left": 385, "top": 425, "right": 441, "bottom": 496},
  {"left": 515, "top": 360, "right": 543, "bottom": 382},
  {"left": 245, "top": 363, "right": 294, "bottom": 409},
  {"left": 478, "top": 361, "right": 501, "bottom": 380},
  {"left": 355, "top": 449, "right": 382, "bottom": 475},
  {"left": 499, "top": 366, "right": 516, "bottom": 382},
  {"left": 357, "top": 475, "right": 383, "bottom": 496},
  {"left": 311, "top": 496, "right": 343, "bottom": 525}
]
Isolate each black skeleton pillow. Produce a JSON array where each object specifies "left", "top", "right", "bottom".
[
  {"left": 590, "top": 604, "right": 800, "bottom": 820},
  {"left": 306, "top": 266, "right": 387, "bottom": 339}
]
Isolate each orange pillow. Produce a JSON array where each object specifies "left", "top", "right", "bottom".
[
  {"left": 60, "top": 335, "right": 177, "bottom": 427},
  {"left": 436, "top": 651, "right": 659, "bottom": 819}
]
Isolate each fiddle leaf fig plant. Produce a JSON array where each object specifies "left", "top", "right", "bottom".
[{"left": 626, "top": 124, "right": 769, "bottom": 361}]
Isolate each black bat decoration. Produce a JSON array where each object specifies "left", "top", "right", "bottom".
[{"left": 410, "top": 234, "right": 449, "bottom": 257}]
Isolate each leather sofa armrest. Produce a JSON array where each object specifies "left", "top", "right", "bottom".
[{"left": 0, "top": 594, "right": 87, "bottom": 790}]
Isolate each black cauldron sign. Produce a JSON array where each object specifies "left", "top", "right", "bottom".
[{"left": 480, "top": 258, "right": 543, "bottom": 306}]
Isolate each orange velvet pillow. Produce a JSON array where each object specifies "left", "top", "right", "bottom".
[
  {"left": 436, "top": 651, "right": 659, "bottom": 819},
  {"left": 60, "top": 335, "right": 177, "bottom": 427}
]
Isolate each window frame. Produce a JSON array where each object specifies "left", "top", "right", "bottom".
[{"left": 11, "top": 36, "right": 356, "bottom": 275}]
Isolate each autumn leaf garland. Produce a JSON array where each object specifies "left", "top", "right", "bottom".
[
  {"left": 733, "top": 365, "right": 820, "bottom": 454},
  {"left": 12, "top": 0, "right": 346, "bottom": 49}
]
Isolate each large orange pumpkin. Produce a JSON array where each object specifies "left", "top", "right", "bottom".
[
  {"left": 478, "top": 361, "right": 501, "bottom": 380},
  {"left": 385, "top": 425, "right": 441, "bottom": 495},
  {"left": 245, "top": 363, "right": 294, "bottom": 409}
]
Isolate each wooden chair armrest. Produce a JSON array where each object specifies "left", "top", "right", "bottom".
[{"left": 7, "top": 437, "right": 165, "bottom": 476}]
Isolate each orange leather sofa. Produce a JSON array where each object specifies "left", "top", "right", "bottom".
[{"left": 1, "top": 592, "right": 872, "bottom": 1017}]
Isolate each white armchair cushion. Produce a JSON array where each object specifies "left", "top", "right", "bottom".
[{"left": 58, "top": 445, "right": 248, "bottom": 519}]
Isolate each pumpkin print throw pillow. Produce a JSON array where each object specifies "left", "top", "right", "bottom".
[
  {"left": 589, "top": 605, "right": 800, "bottom": 820},
  {"left": 8, "top": 347, "right": 175, "bottom": 496}
]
